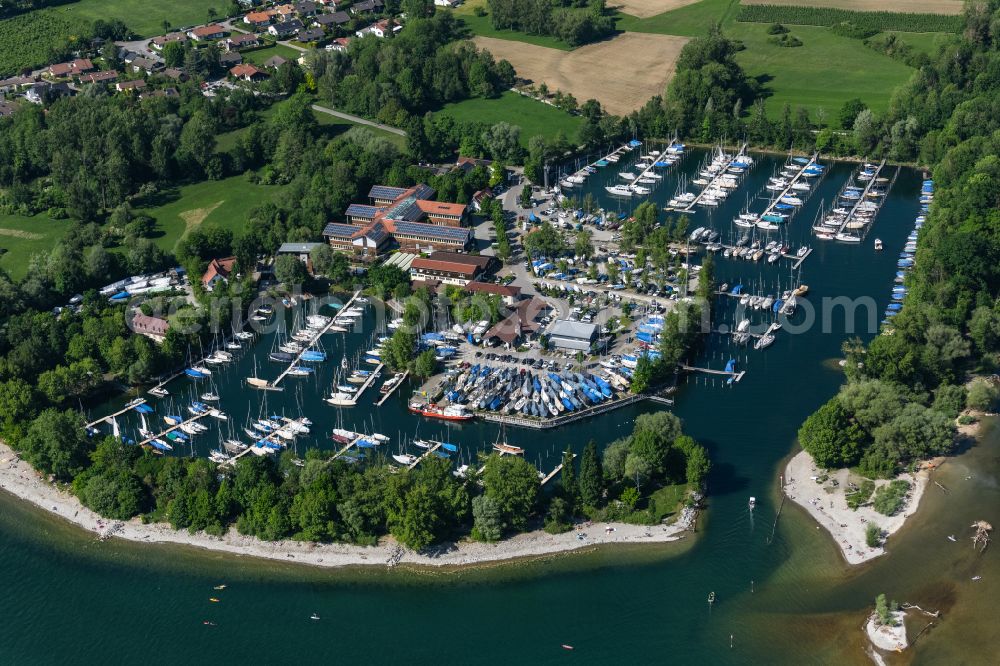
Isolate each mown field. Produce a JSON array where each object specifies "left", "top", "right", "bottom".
[
  {"left": 52, "top": 0, "right": 214, "bottom": 37},
  {"left": 241, "top": 44, "right": 303, "bottom": 66},
  {"left": 134, "top": 176, "right": 287, "bottom": 252},
  {"left": 739, "top": 0, "right": 964, "bottom": 15},
  {"left": 0, "top": 214, "right": 72, "bottom": 279},
  {"left": 437, "top": 90, "right": 584, "bottom": 145}
]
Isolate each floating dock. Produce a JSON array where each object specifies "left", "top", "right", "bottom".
[
  {"left": 681, "top": 142, "right": 749, "bottom": 212},
  {"left": 86, "top": 399, "right": 148, "bottom": 429},
  {"left": 407, "top": 440, "right": 444, "bottom": 469},
  {"left": 540, "top": 454, "right": 577, "bottom": 486},
  {"left": 376, "top": 370, "right": 408, "bottom": 406},
  {"left": 834, "top": 159, "right": 888, "bottom": 239},
  {"left": 755, "top": 152, "right": 821, "bottom": 225},
  {"left": 271, "top": 290, "right": 363, "bottom": 387}
]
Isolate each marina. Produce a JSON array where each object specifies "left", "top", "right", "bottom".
[
  {"left": 677, "top": 143, "right": 751, "bottom": 212},
  {"left": 814, "top": 159, "right": 892, "bottom": 242}
]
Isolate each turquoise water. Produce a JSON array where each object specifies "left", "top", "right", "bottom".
[{"left": 3, "top": 152, "right": 995, "bottom": 664}]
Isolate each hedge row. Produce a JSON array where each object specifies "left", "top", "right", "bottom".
[{"left": 737, "top": 5, "right": 964, "bottom": 34}]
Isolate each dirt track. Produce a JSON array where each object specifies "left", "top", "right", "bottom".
[
  {"left": 740, "top": 0, "right": 964, "bottom": 15},
  {"left": 474, "top": 33, "right": 689, "bottom": 116}
]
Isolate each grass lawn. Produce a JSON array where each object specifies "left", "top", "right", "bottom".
[
  {"left": 437, "top": 91, "right": 583, "bottom": 145},
  {"left": 134, "top": 176, "right": 288, "bottom": 252},
  {"left": 882, "top": 30, "right": 955, "bottom": 56},
  {"left": 733, "top": 24, "right": 916, "bottom": 117},
  {"left": 615, "top": 0, "right": 740, "bottom": 37},
  {"left": 648, "top": 483, "right": 689, "bottom": 522},
  {"left": 0, "top": 214, "right": 72, "bottom": 279},
  {"left": 241, "top": 43, "right": 303, "bottom": 66},
  {"left": 449, "top": 0, "right": 574, "bottom": 51},
  {"left": 49, "top": 0, "right": 215, "bottom": 38}
]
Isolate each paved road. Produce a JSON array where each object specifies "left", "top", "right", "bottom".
[{"left": 310, "top": 104, "right": 406, "bottom": 136}]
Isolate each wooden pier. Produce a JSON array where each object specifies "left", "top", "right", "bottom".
[
  {"left": 833, "top": 159, "right": 887, "bottom": 239},
  {"left": 756, "top": 152, "right": 819, "bottom": 225},
  {"left": 679, "top": 365, "right": 746, "bottom": 383},
  {"left": 540, "top": 454, "right": 577, "bottom": 486},
  {"left": 480, "top": 392, "right": 646, "bottom": 430},
  {"left": 136, "top": 411, "right": 213, "bottom": 448},
  {"left": 407, "top": 440, "right": 444, "bottom": 469},
  {"left": 348, "top": 362, "right": 384, "bottom": 404},
  {"left": 271, "top": 290, "right": 362, "bottom": 387},
  {"left": 375, "top": 370, "right": 408, "bottom": 406},
  {"left": 86, "top": 399, "right": 147, "bottom": 429},
  {"left": 681, "top": 143, "right": 749, "bottom": 212}
]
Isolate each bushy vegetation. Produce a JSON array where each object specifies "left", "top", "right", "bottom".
[
  {"left": 846, "top": 478, "right": 875, "bottom": 509},
  {"left": 737, "top": 6, "right": 963, "bottom": 34},
  {"left": 866, "top": 523, "right": 882, "bottom": 548},
  {"left": 872, "top": 480, "right": 911, "bottom": 516},
  {"left": 486, "top": 0, "right": 614, "bottom": 47}
]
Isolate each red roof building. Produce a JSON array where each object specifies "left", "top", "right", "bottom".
[
  {"left": 202, "top": 257, "right": 237, "bottom": 290},
  {"left": 229, "top": 64, "right": 267, "bottom": 81},
  {"left": 48, "top": 58, "right": 94, "bottom": 78}
]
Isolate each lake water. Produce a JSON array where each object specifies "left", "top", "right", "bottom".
[{"left": 1, "top": 150, "right": 996, "bottom": 664}]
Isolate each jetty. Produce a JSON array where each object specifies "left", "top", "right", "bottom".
[
  {"left": 757, "top": 152, "right": 821, "bottom": 224},
  {"left": 834, "top": 159, "right": 888, "bottom": 239},
  {"left": 271, "top": 290, "right": 363, "bottom": 387},
  {"left": 407, "top": 440, "right": 444, "bottom": 469},
  {"left": 376, "top": 370, "right": 408, "bottom": 406},
  {"left": 560, "top": 141, "right": 637, "bottom": 188},
  {"left": 86, "top": 399, "right": 148, "bottom": 429},
  {"left": 540, "top": 454, "right": 577, "bottom": 486},
  {"left": 481, "top": 393, "right": 646, "bottom": 430},
  {"left": 679, "top": 364, "right": 746, "bottom": 383},
  {"left": 681, "top": 142, "right": 749, "bottom": 212},
  {"left": 353, "top": 362, "right": 384, "bottom": 401},
  {"left": 136, "top": 411, "right": 212, "bottom": 448}
]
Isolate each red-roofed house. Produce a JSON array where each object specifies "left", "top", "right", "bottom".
[
  {"left": 470, "top": 188, "right": 493, "bottom": 212},
  {"left": 229, "top": 64, "right": 267, "bottom": 82},
  {"left": 244, "top": 10, "right": 276, "bottom": 27},
  {"left": 465, "top": 280, "right": 522, "bottom": 305},
  {"left": 416, "top": 200, "right": 468, "bottom": 227},
  {"left": 79, "top": 70, "right": 119, "bottom": 85},
  {"left": 202, "top": 257, "right": 237, "bottom": 290},
  {"left": 132, "top": 312, "right": 171, "bottom": 343},
  {"left": 116, "top": 79, "right": 147, "bottom": 92},
  {"left": 409, "top": 252, "right": 497, "bottom": 286},
  {"left": 48, "top": 58, "right": 94, "bottom": 78},
  {"left": 188, "top": 24, "right": 226, "bottom": 41},
  {"left": 482, "top": 297, "right": 551, "bottom": 347},
  {"left": 151, "top": 33, "right": 188, "bottom": 49},
  {"left": 222, "top": 32, "right": 261, "bottom": 51}
]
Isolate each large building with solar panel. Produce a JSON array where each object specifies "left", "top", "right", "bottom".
[{"left": 322, "top": 183, "right": 472, "bottom": 260}]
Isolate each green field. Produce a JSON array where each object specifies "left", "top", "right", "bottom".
[
  {"left": 50, "top": 0, "right": 215, "bottom": 37},
  {"left": 449, "top": 0, "right": 574, "bottom": 50},
  {"left": 241, "top": 43, "right": 303, "bottom": 66},
  {"left": 0, "top": 214, "right": 72, "bottom": 279},
  {"left": 615, "top": 0, "right": 741, "bottom": 37},
  {"left": 881, "top": 30, "right": 955, "bottom": 56},
  {"left": 134, "top": 176, "right": 287, "bottom": 252},
  {"left": 438, "top": 91, "right": 583, "bottom": 145}
]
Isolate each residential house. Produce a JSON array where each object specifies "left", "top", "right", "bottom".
[
  {"left": 456, "top": 155, "right": 492, "bottom": 174},
  {"left": 219, "top": 51, "right": 244, "bottom": 67},
  {"left": 351, "top": 0, "right": 384, "bottom": 13},
  {"left": 0, "top": 75, "right": 36, "bottom": 94},
  {"left": 276, "top": 242, "right": 323, "bottom": 273},
  {"left": 274, "top": 3, "right": 297, "bottom": 17},
  {"left": 116, "top": 80, "right": 147, "bottom": 93},
  {"left": 243, "top": 10, "right": 276, "bottom": 27},
  {"left": 268, "top": 18, "right": 304, "bottom": 37},
  {"left": 356, "top": 18, "right": 400, "bottom": 38},
  {"left": 132, "top": 312, "right": 170, "bottom": 343},
  {"left": 325, "top": 36, "right": 352, "bottom": 52},
  {"left": 162, "top": 68, "right": 188, "bottom": 82},
  {"left": 316, "top": 0, "right": 342, "bottom": 6},
  {"left": 222, "top": 32, "right": 261, "bottom": 51},
  {"left": 297, "top": 27, "right": 325, "bottom": 43},
  {"left": 25, "top": 81, "right": 72, "bottom": 104},
  {"left": 470, "top": 188, "right": 493, "bottom": 212},
  {"left": 48, "top": 58, "right": 94, "bottom": 79},
  {"left": 409, "top": 252, "right": 497, "bottom": 286},
  {"left": 141, "top": 87, "right": 179, "bottom": 100},
  {"left": 78, "top": 70, "right": 119, "bottom": 85},
  {"left": 130, "top": 56, "right": 164, "bottom": 75},
  {"left": 202, "top": 257, "right": 237, "bottom": 291},
  {"left": 188, "top": 24, "right": 226, "bottom": 41},
  {"left": 465, "top": 280, "right": 522, "bottom": 306},
  {"left": 151, "top": 33, "right": 188, "bottom": 50},
  {"left": 314, "top": 11, "right": 351, "bottom": 28},
  {"left": 294, "top": 1, "right": 318, "bottom": 16},
  {"left": 229, "top": 63, "right": 267, "bottom": 82},
  {"left": 263, "top": 55, "right": 289, "bottom": 69}
]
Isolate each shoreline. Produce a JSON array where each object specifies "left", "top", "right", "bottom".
[
  {"left": 783, "top": 449, "right": 932, "bottom": 565},
  {"left": 0, "top": 442, "right": 695, "bottom": 570}
]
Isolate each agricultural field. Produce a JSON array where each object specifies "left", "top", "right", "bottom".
[
  {"left": 134, "top": 176, "right": 287, "bottom": 253},
  {"left": 241, "top": 44, "right": 303, "bottom": 66},
  {"left": 437, "top": 91, "right": 583, "bottom": 145},
  {"left": 615, "top": 0, "right": 742, "bottom": 36},
  {"left": 472, "top": 33, "right": 689, "bottom": 115},
  {"left": 451, "top": 0, "right": 574, "bottom": 50},
  {"left": 733, "top": 23, "right": 916, "bottom": 116},
  {"left": 738, "top": 0, "right": 964, "bottom": 15},
  {"left": 614, "top": 0, "right": 703, "bottom": 20},
  {"left": 0, "top": 11, "right": 89, "bottom": 76},
  {"left": 0, "top": 214, "right": 71, "bottom": 279}
]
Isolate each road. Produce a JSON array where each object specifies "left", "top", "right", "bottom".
[{"left": 310, "top": 104, "right": 406, "bottom": 136}]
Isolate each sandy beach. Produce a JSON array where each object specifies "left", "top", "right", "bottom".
[
  {"left": 865, "top": 611, "right": 908, "bottom": 652},
  {"left": 783, "top": 450, "right": 931, "bottom": 565},
  {"left": 0, "top": 442, "right": 694, "bottom": 569}
]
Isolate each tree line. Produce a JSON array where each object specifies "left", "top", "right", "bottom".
[{"left": 486, "top": 0, "right": 614, "bottom": 47}]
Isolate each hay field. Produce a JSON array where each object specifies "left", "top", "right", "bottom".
[
  {"left": 474, "top": 33, "right": 689, "bottom": 115},
  {"left": 739, "top": 0, "right": 964, "bottom": 15},
  {"left": 611, "top": 0, "right": 703, "bottom": 19}
]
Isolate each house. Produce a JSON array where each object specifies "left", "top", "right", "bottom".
[
  {"left": 132, "top": 312, "right": 170, "bottom": 343},
  {"left": 151, "top": 33, "right": 188, "bottom": 49},
  {"left": 456, "top": 155, "right": 492, "bottom": 174},
  {"left": 222, "top": 32, "right": 260, "bottom": 50},
  {"left": 263, "top": 55, "right": 289, "bottom": 69},
  {"left": 0, "top": 75, "right": 36, "bottom": 94},
  {"left": 162, "top": 68, "right": 189, "bottom": 82},
  {"left": 297, "top": 27, "right": 325, "bottom": 43},
  {"left": 48, "top": 58, "right": 94, "bottom": 78},
  {"left": 268, "top": 18, "right": 304, "bottom": 37},
  {"left": 356, "top": 19, "right": 400, "bottom": 38},
  {"left": 434, "top": 0, "right": 461, "bottom": 6},
  {"left": 316, "top": 0, "right": 342, "bottom": 6},
  {"left": 25, "top": 81, "right": 72, "bottom": 104},
  {"left": 548, "top": 319, "right": 598, "bottom": 352},
  {"left": 274, "top": 3, "right": 297, "bottom": 17},
  {"left": 470, "top": 188, "right": 493, "bottom": 212},
  {"left": 0, "top": 100, "right": 18, "bottom": 118},
  {"left": 141, "top": 87, "right": 179, "bottom": 100},
  {"left": 188, "top": 24, "right": 226, "bottom": 41},
  {"left": 116, "top": 80, "right": 147, "bottom": 92},
  {"left": 79, "top": 70, "right": 119, "bottom": 85},
  {"left": 229, "top": 63, "right": 267, "bottom": 82},
  {"left": 325, "top": 36, "right": 352, "bottom": 52},
  {"left": 202, "top": 257, "right": 237, "bottom": 290},
  {"left": 409, "top": 252, "right": 497, "bottom": 286},
  {"left": 243, "top": 10, "right": 275, "bottom": 27},
  {"left": 465, "top": 280, "right": 522, "bottom": 306},
  {"left": 277, "top": 242, "right": 323, "bottom": 273},
  {"left": 219, "top": 51, "right": 244, "bottom": 67},
  {"left": 483, "top": 297, "right": 550, "bottom": 347},
  {"left": 294, "top": 1, "right": 318, "bottom": 16},
  {"left": 351, "top": 0, "right": 384, "bottom": 13},
  {"left": 130, "top": 57, "right": 164, "bottom": 75},
  {"left": 314, "top": 11, "right": 350, "bottom": 28}
]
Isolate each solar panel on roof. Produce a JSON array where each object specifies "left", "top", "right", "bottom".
[
  {"left": 346, "top": 204, "right": 377, "bottom": 217},
  {"left": 368, "top": 185, "right": 406, "bottom": 200},
  {"left": 394, "top": 222, "right": 470, "bottom": 241},
  {"left": 323, "top": 223, "right": 359, "bottom": 237}
]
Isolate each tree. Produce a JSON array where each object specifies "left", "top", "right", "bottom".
[
  {"left": 797, "top": 398, "right": 865, "bottom": 468},
  {"left": 482, "top": 454, "right": 539, "bottom": 531},
  {"left": 471, "top": 494, "right": 503, "bottom": 542},
  {"left": 391, "top": 483, "right": 444, "bottom": 551},
  {"left": 931, "top": 384, "right": 967, "bottom": 419},
  {"left": 839, "top": 98, "right": 868, "bottom": 130},
  {"left": 574, "top": 229, "right": 593, "bottom": 258},
  {"left": 560, "top": 445, "right": 578, "bottom": 508},
  {"left": 865, "top": 523, "right": 882, "bottom": 548},
  {"left": 482, "top": 122, "right": 522, "bottom": 162},
  {"left": 624, "top": 452, "right": 652, "bottom": 490},
  {"left": 578, "top": 440, "right": 604, "bottom": 507},
  {"left": 19, "top": 409, "right": 92, "bottom": 481},
  {"left": 274, "top": 255, "right": 308, "bottom": 286},
  {"left": 161, "top": 41, "right": 185, "bottom": 69},
  {"left": 414, "top": 349, "right": 437, "bottom": 378},
  {"left": 519, "top": 186, "right": 532, "bottom": 209},
  {"left": 967, "top": 378, "right": 998, "bottom": 411}
]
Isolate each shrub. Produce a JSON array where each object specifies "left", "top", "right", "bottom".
[
  {"left": 967, "top": 378, "right": 998, "bottom": 411},
  {"left": 865, "top": 523, "right": 882, "bottom": 548},
  {"left": 846, "top": 478, "right": 875, "bottom": 510},
  {"left": 768, "top": 33, "right": 803, "bottom": 47},
  {"left": 830, "top": 21, "right": 879, "bottom": 40},
  {"left": 767, "top": 23, "right": 788, "bottom": 35},
  {"left": 872, "top": 480, "right": 910, "bottom": 516}
]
